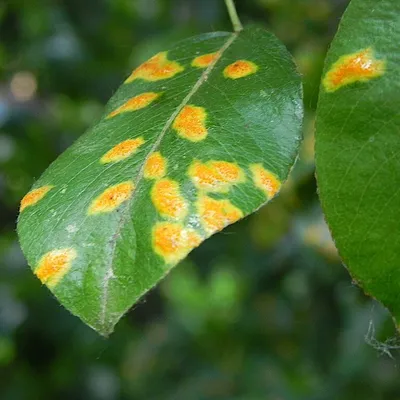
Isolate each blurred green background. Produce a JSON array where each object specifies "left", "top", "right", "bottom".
[{"left": 1, "top": 0, "right": 400, "bottom": 399}]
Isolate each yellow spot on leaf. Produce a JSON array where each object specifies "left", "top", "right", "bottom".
[
  {"left": 153, "top": 222, "right": 202, "bottom": 263},
  {"left": 88, "top": 181, "right": 135, "bottom": 215},
  {"left": 100, "top": 138, "right": 145, "bottom": 164},
  {"left": 20, "top": 185, "right": 54, "bottom": 212},
  {"left": 35, "top": 248, "right": 77, "bottom": 288},
  {"left": 197, "top": 195, "right": 243, "bottom": 234},
  {"left": 125, "top": 52, "right": 184, "bottom": 83},
  {"left": 188, "top": 160, "right": 245, "bottom": 192},
  {"left": 323, "top": 48, "right": 385, "bottom": 92},
  {"left": 107, "top": 92, "right": 161, "bottom": 118},
  {"left": 144, "top": 152, "right": 167, "bottom": 179},
  {"left": 191, "top": 52, "right": 219, "bottom": 68},
  {"left": 151, "top": 179, "right": 187, "bottom": 220},
  {"left": 223, "top": 60, "right": 258, "bottom": 79},
  {"left": 173, "top": 105, "right": 208, "bottom": 142},
  {"left": 250, "top": 164, "right": 281, "bottom": 198}
]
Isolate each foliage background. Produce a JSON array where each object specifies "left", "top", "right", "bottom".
[{"left": 0, "top": 0, "right": 399, "bottom": 399}]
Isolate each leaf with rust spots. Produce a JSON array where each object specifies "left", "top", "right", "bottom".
[
  {"left": 315, "top": 0, "right": 400, "bottom": 331},
  {"left": 17, "top": 27, "right": 302, "bottom": 336}
]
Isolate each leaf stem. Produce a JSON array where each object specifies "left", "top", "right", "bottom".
[{"left": 224, "top": 0, "right": 243, "bottom": 32}]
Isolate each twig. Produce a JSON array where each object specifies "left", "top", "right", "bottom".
[{"left": 224, "top": 0, "right": 243, "bottom": 32}]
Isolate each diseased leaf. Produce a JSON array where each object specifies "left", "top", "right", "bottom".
[
  {"left": 17, "top": 27, "right": 303, "bottom": 335},
  {"left": 315, "top": 1, "right": 400, "bottom": 327}
]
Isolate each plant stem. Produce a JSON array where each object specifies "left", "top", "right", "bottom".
[{"left": 224, "top": 0, "right": 243, "bottom": 32}]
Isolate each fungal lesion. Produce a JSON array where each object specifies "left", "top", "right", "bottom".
[
  {"left": 172, "top": 105, "right": 208, "bottom": 142},
  {"left": 35, "top": 248, "right": 77, "bottom": 288},
  {"left": 151, "top": 178, "right": 188, "bottom": 220},
  {"left": 191, "top": 52, "right": 220, "bottom": 68},
  {"left": 88, "top": 181, "right": 135, "bottom": 215},
  {"left": 125, "top": 51, "right": 184, "bottom": 83},
  {"left": 20, "top": 185, "right": 54, "bottom": 212},
  {"left": 323, "top": 47, "right": 386, "bottom": 92},
  {"left": 197, "top": 195, "right": 243, "bottom": 235},
  {"left": 100, "top": 138, "right": 145, "bottom": 164},
  {"left": 152, "top": 222, "right": 202, "bottom": 264},
  {"left": 250, "top": 164, "right": 281, "bottom": 198},
  {"left": 144, "top": 152, "right": 167, "bottom": 179},
  {"left": 223, "top": 60, "right": 258, "bottom": 79},
  {"left": 107, "top": 92, "right": 161, "bottom": 119},
  {"left": 188, "top": 160, "right": 245, "bottom": 193}
]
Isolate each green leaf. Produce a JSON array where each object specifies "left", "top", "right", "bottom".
[
  {"left": 17, "top": 27, "right": 302, "bottom": 336},
  {"left": 315, "top": 1, "right": 400, "bottom": 326}
]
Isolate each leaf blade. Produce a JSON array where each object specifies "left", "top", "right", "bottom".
[
  {"left": 17, "top": 27, "right": 303, "bottom": 335},
  {"left": 315, "top": 0, "right": 400, "bottom": 327}
]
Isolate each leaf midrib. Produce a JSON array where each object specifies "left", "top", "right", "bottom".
[{"left": 99, "top": 31, "right": 239, "bottom": 330}]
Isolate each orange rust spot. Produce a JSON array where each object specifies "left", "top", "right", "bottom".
[
  {"left": 35, "top": 248, "right": 77, "bottom": 288},
  {"left": 88, "top": 181, "right": 135, "bottom": 215},
  {"left": 191, "top": 52, "right": 219, "bottom": 68},
  {"left": 173, "top": 105, "right": 208, "bottom": 142},
  {"left": 144, "top": 151, "right": 167, "bottom": 179},
  {"left": 188, "top": 160, "right": 245, "bottom": 192},
  {"left": 153, "top": 222, "right": 202, "bottom": 263},
  {"left": 223, "top": 60, "right": 258, "bottom": 79},
  {"left": 250, "top": 164, "right": 281, "bottom": 198},
  {"left": 323, "top": 48, "right": 385, "bottom": 92},
  {"left": 197, "top": 195, "right": 243, "bottom": 234},
  {"left": 151, "top": 179, "right": 187, "bottom": 220},
  {"left": 107, "top": 92, "right": 161, "bottom": 118},
  {"left": 20, "top": 185, "right": 54, "bottom": 212},
  {"left": 125, "top": 52, "right": 184, "bottom": 83},
  {"left": 100, "top": 138, "right": 145, "bottom": 164}
]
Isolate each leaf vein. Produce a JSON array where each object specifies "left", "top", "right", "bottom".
[{"left": 99, "top": 31, "right": 239, "bottom": 328}]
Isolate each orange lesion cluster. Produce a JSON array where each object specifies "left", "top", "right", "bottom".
[
  {"left": 173, "top": 105, "right": 208, "bottom": 142},
  {"left": 101, "top": 138, "right": 145, "bottom": 164},
  {"left": 125, "top": 52, "right": 184, "bottom": 83},
  {"left": 197, "top": 195, "right": 243, "bottom": 234},
  {"left": 323, "top": 48, "right": 385, "bottom": 92},
  {"left": 223, "top": 60, "right": 258, "bottom": 79},
  {"left": 35, "top": 248, "right": 77, "bottom": 288},
  {"left": 188, "top": 160, "right": 245, "bottom": 192},
  {"left": 250, "top": 164, "right": 281, "bottom": 198},
  {"left": 144, "top": 152, "right": 167, "bottom": 179},
  {"left": 151, "top": 178, "right": 187, "bottom": 220},
  {"left": 88, "top": 181, "right": 135, "bottom": 215},
  {"left": 20, "top": 185, "right": 54, "bottom": 212},
  {"left": 153, "top": 222, "right": 202, "bottom": 263},
  {"left": 191, "top": 52, "right": 219, "bottom": 68},
  {"left": 107, "top": 92, "right": 161, "bottom": 118}
]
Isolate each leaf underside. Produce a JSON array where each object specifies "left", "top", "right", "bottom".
[
  {"left": 17, "top": 27, "right": 302, "bottom": 335},
  {"left": 315, "top": 1, "right": 400, "bottom": 328}
]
